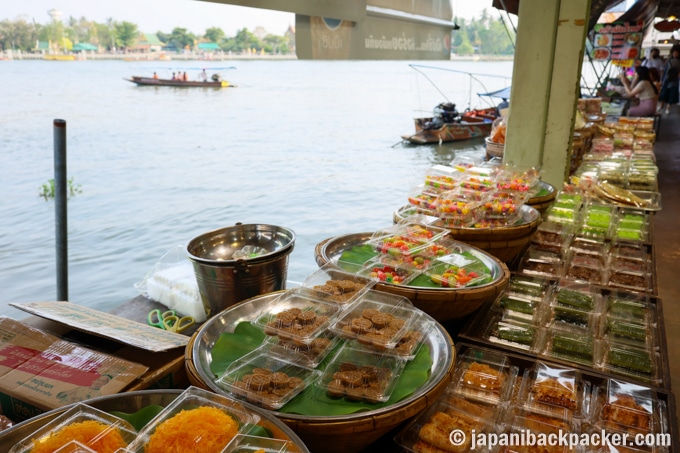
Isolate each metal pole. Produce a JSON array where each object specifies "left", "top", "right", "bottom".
[{"left": 54, "top": 119, "right": 68, "bottom": 301}]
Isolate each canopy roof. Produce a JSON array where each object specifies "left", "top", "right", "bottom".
[
  {"left": 492, "top": 0, "right": 677, "bottom": 32},
  {"left": 478, "top": 86, "right": 512, "bottom": 100},
  {"left": 72, "top": 43, "right": 97, "bottom": 51}
]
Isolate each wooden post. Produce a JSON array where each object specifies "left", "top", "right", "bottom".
[{"left": 504, "top": 0, "right": 591, "bottom": 188}]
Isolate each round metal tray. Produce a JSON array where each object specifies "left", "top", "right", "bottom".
[
  {"left": 0, "top": 389, "right": 310, "bottom": 453},
  {"left": 188, "top": 292, "right": 455, "bottom": 452}
]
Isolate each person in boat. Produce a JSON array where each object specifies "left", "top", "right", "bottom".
[
  {"left": 619, "top": 65, "right": 658, "bottom": 117},
  {"left": 201, "top": 69, "right": 208, "bottom": 82},
  {"left": 422, "top": 102, "right": 460, "bottom": 130},
  {"left": 171, "top": 72, "right": 176, "bottom": 80},
  {"left": 183, "top": 71, "right": 188, "bottom": 81},
  {"left": 211, "top": 73, "right": 221, "bottom": 82},
  {"left": 497, "top": 98, "right": 509, "bottom": 110},
  {"left": 152, "top": 72, "right": 159, "bottom": 80}
]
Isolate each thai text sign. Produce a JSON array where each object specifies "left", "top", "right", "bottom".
[{"left": 591, "top": 21, "right": 644, "bottom": 65}]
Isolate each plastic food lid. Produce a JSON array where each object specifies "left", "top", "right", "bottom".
[
  {"left": 9, "top": 404, "right": 137, "bottom": 453},
  {"left": 252, "top": 289, "right": 341, "bottom": 344},
  {"left": 300, "top": 262, "right": 376, "bottom": 306},
  {"left": 216, "top": 348, "right": 321, "bottom": 411},
  {"left": 316, "top": 344, "right": 406, "bottom": 404},
  {"left": 124, "top": 386, "right": 259, "bottom": 453}
]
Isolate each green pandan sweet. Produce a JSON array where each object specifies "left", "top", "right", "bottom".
[{"left": 556, "top": 289, "right": 594, "bottom": 311}]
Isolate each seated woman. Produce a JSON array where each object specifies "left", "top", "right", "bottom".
[{"left": 619, "top": 66, "right": 658, "bottom": 117}]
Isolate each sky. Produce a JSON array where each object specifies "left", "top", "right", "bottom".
[{"left": 1, "top": 0, "right": 495, "bottom": 36}]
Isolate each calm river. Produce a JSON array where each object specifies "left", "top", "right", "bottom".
[{"left": 0, "top": 58, "right": 513, "bottom": 319}]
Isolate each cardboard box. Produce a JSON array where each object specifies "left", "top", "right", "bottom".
[{"left": 0, "top": 317, "right": 148, "bottom": 422}]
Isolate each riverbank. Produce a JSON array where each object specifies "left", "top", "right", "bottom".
[{"left": 1, "top": 50, "right": 514, "bottom": 62}]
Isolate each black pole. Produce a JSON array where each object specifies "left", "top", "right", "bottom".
[{"left": 54, "top": 119, "right": 68, "bottom": 301}]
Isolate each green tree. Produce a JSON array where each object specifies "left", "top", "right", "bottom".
[
  {"left": 457, "top": 33, "right": 474, "bottom": 56},
  {"left": 114, "top": 21, "right": 138, "bottom": 50},
  {"left": 222, "top": 28, "right": 261, "bottom": 52},
  {"left": 0, "top": 18, "right": 40, "bottom": 51},
  {"left": 39, "top": 19, "right": 66, "bottom": 49},
  {"left": 156, "top": 31, "right": 171, "bottom": 44},
  {"left": 204, "top": 27, "right": 224, "bottom": 44},
  {"left": 169, "top": 27, "right": 196, "bottom": 50},
  {"left": 263, "top": 34, "right": 288, "bottom": 53}
]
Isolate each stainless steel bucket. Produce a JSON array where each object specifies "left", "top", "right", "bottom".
[{"left": 186, "top": 223, "right": 295, "bottom": 318}]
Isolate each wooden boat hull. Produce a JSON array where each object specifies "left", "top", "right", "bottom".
[
  {"left": 402, "top": 117, "right": 494, "bottom": 144},
  {"left": 126, "top": 76, "right": 232, "bottom": 88}
]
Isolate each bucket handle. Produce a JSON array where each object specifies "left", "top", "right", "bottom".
[{"left": 233, "top": 259, "right": 250, "bottom": 274}]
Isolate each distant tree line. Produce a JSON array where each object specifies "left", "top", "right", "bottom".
[
  {"left": 0, "top": 15, "right": 292, "bottom": 53},
  {"left": 452, "top": 9, "right": 515, "bottom": 56}
]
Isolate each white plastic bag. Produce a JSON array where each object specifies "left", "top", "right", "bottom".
[{"left": 135, "top": 245, "right": 207, "bottom": 322}]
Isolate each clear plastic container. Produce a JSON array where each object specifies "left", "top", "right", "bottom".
[
  {"left": 407, "top": 185, "right": 439, "bottom": 211},
  {"left": 423, "top": 164, "right": 460, "bottom": 192},
  {"left": 457, "top": 175, "right": 497, "bottom": 193},
  {"left": 608, "top": 269, "right": 650, "bottom": 293},
  {"left": 602, "top": 315, "right": 653, "bottom": 348},
  {"left": 614, "top": 226, "right": 646, "bottom": 242},
  {"left": 351, "top": 311, "right": 429, "bottom": 361},
  {"left": 263, "top": 330, "right": 342, "bottom": 368},
  {"left": 563, "top": 252, "right": 607, "bottom": 285},
  {"left": 434, "top": 189, "right": 485, "bottom": 227},
  {"left": 495, "top": 166, "right": 541, "bottom": 194},
  {"left": 548, "top": 304, "right": 599, "bottom": 331},
  {"left": 368, "top": 237, "right": 459, "bottom": 272},
  {"left": 358, "top": 261, "right": 418, "bottom": 285},
  {"left": 609, "top": 257, "right": 649, "bottom": 275},
  {"left": 592, "top": 378, "right": 660, "bottom": 434},
  {"left": 51, "top": 441, "right": 97, "bottom": 453},
  {"left": 126, "top": 386, "right": 259, "bottom": 453},
  {"left": 552, "top": 283, "right": 599, "bottom": 312},
  {"left": 222, "top": 434, "right": 290, "bottom": 453},
  {"left": 329, "top": 290, "right": 417, "bottom": 350},
  {"left": 253, "top": 289, "right": 341, "bottom": 344},
  {"left": 531, "top": 222, "right": 573, "bottom": 255},
  {"left": 451, "top": 347, "right": 517, "bottom": 405},
  {"left": 300, "top": 263, "right": 376, "bottom": 306},
  {"left": 485, "top": 315, "right": 543, "bottom": 351},
  {"left": 544, "top": 326, "right": 600, "bottom": 366},
  {"left": 520, "top": 361, "right": 590, "bottom": 422},
  {"left": 602, "top": 341, "right": 658, "bottom": 384},
  {"left": 610, "top": 242, "right": 648, "bottom": 261},
  {"left": 450, "top": 154, "right": 483, "bottom": 171},
  {"left": 394, "top": 398, "right": 496, "bottom": 452},
  {"left": 554, "top": 192, "right": 583, "bottom": 209},
  {"left": 478, "top": 191, "right": 525, "bottom": 226},
  {"left": 316, "top": 344, "right": 405, "bottom": 403},
  {"left": 606, "top": 292, "right": 653, "bottom": 325},
  {"left": 9, "top": 404, "right": 137, "bottom": 453},
  {"left": 424, "top": 253, "right": 492, "bottom": 288},
  {"left": 518, "top": 249, "right": 562, "bottom": 279},
  {"left": 501, "top": 412, "right": 577, "bottom": 452},
  {"left": 215, "top": 349, "right": 321, "bottom": 410},
  {"left": 546, "top": 206, "right": 581, "bottom": 226},
  {"left": 506, "top": 275, "right": 551, "bottom": 302},
  {"left": 495, "top": 293, "right": 546, "bottom": 324}
]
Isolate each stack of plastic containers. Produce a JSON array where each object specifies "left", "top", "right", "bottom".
[
  {"left": 466, "top": 275, "right": 664, "bottom": 387},
  {"left": 395, "top": 342, "right": 673, "bottom": 453},
  {"left": 405, "top": 163, "right": 541, "bottom": 229}
]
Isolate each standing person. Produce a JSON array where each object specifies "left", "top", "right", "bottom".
[
  {"left": 152, "top": 72, "right": 159, "bottom": 80},
  {"left": 619, "top": 66, "right": 658, "bottom": 117},
  {"left": 642, "top": 47, "right": 665, "bottom": 78},
  {"left": 657, "top": 45, "right": 680, "bottom": 114}
]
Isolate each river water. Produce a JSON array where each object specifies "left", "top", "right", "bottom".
[{"left": 0, "top": 59, "right": 514, "bottom": 319}]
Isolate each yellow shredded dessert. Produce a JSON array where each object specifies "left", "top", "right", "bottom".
[
  {"left": 144, "top": 406, "right": 239, "bottom": 453},
  {"left": 31, "top": 420, "right": 126, "bottom": 453}
]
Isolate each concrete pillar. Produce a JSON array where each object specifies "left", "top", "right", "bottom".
[{"left": 504, "top": 0, "right": 591, "bottom": 188}]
